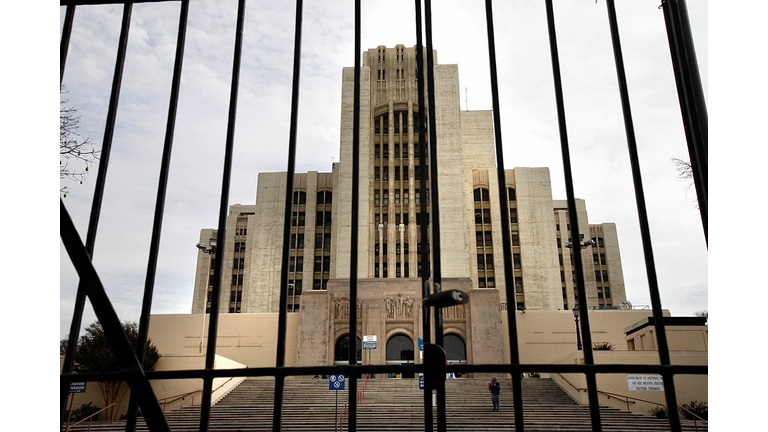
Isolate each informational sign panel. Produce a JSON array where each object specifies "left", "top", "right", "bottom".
[
  {"left": 418, "top": 337, "right": 423, "bottom": 351},
  {"left": 363, "top": 335, "right": 377, "bottom": 350},
  {"left": 329, "top": 374, "right": 346, "bottom": 390},
  {"left": 627, "top": 375, "right": 664, "bottom": 391},
  {"left": 69, "top": 382, "right": 86, "bottom": 393},
  {"left": 419, "top": 375, "right": 424, "bottom": 390}
]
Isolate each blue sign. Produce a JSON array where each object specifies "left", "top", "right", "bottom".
[
  {"left": 419, "top": 375, "right": 424, "bottom": 390},
  {"left": 69, "top": 382, "right": 86, "bottom": 393},
  {"left": 418, "top": 337, "right": 423, "bottom": 351},
  {"left": 329, "top": 374, "right": 346, "bottom": 390},
  {"left": 363, "top": 341, "right": 377, "bottom": 350}
]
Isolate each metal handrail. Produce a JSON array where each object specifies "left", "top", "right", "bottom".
[
  {"left": 339, "top": 374, "right": 370, "bottom": 432},
  {"left": 65, "top": 403, "right": 116, "bottom": 432},
  {"left": 555, "top": 373, "right": 707, "bottom": 430},
  {"left": 158, "top": 377, "right": 237, "bottom": 412}
]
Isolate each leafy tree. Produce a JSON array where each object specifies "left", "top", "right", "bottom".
[
  {"left": 61, "top": 84, "right": 99, "bottom": 197},
  {"left": 61, "top": 321, "right": 160, "bottom": 420}
]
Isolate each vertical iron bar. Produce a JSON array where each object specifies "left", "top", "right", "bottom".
[
  {"left": 60, "top": 5, "right": 75, "bottom": 85},
  {"left": 273, "top": 1, "right": 303, "bottom": 430},
  {"left": 414, "top": 2, "right": 433, "bottom": 430},
  {"left": 60, "top": 3, "right": 133, "bottom": 426},
  {"left": 60, "top": 201, "right": 170, "bottom": 432},
  {"left": 661, "top": 0, "right": 707, "bottom": 244},
  {"left": 605, "top": 1, "right": 682, "bottom": 430},
  {"left": 124, "top": 2, "right": 189, "bottom": 430},
  {"left": 543, "top": 1, "right": 602, "bottom": 430},
  {"left": 483, "top": 1, "right": 524, "bottom": 430},
  {"left": 422, "top": 2, "right": 446, "bottom": 430},
  {"left": 199, "top": 1, "right": 246, "bottom": 430},
  {"left": 347, "top": 1, "right": 362, "bottom": 431}
]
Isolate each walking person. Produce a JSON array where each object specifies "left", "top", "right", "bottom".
[{"left": 489, "top": 377, "right": 501, "bottom": 412}]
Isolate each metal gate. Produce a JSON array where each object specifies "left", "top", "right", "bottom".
[{"left": 60, "top": 1, "right": 707, "bottom": 431}]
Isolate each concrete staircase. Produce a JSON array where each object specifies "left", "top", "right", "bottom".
[{"left": 66, "top": 377, "right": 707, "bottom": 431}]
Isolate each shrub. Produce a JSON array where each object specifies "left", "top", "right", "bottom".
[
  {"left": 649, "top": 406, "right": 667, "bottom": 419},
  {"left": 592, "top": 342, "right": 615, "bottom": 351},
  {"left": 679, "top": 401, "right": 707, "bottom": 420},
  {"left": 71, "top": 402, "right": 102, "bottom": 422}
]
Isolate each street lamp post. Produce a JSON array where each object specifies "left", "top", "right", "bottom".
[{"left": 572, "top": 307, "right": 582, "bottom": 351}]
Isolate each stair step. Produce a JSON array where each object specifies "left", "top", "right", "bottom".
[{"left": 67, "top": 378, "right": 706, "bottom": 431}]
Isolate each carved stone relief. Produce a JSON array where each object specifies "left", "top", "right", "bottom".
[
  {"left": 443, "top": 304, "right": 465, "bottom": 319},
  {"left": 333, "top": 296, "right": 362, "bottom": 320},
  {"left": 384, "top": 294, "right": 415, "bottom": 319}
]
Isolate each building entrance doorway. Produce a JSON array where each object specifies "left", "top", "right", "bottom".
[
  {"left": 444, "top": 334, "right": 467, "bottom": 378},
  {"left": 334, "top": 334, "right": 362, "bottom": 365},
  {"left": 386, "top": 334, "right": 414, "bottom": 378}
]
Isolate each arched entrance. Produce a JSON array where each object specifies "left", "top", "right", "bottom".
[
  {"left": 334, "top": 334, "right": 362, "bottom": 365},
  {"left": 386, "top": 334, "right": 414, "bottom": 378},
  {"left": 444, "top": 334, "right": 467, "bottom": 378}
]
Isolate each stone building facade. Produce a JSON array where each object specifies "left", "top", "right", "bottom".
[{"left": 190, "top": 45, "right": 627, "bottom": 370}]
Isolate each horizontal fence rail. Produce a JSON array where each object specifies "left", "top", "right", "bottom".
[{"left": 60, "top": 1, "right": 707, "bottom": 431}]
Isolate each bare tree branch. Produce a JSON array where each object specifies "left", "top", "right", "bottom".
[{"left": 61, "top": 84, "right": 99, "bottom": 197}]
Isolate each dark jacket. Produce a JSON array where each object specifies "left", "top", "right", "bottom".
[{"left": 490, "top": 381, "right": 501, "bottom": 395}]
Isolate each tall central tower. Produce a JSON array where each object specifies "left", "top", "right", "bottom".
[{"left": 334, "top": 44, "right": 470, "bottom": 284}]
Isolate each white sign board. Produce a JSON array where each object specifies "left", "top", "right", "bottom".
[
  {"left": 363, "top": 335, "right": 377, "bottom": 342},
  {"left": 627, "top": 375, "right": 664, "bottom": 391}
]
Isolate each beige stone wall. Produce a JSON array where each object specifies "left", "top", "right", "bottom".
[
  {"left": 626, "top": 325, "right": 708, "bottom": 351},
  {"left": 552, "top": 350, "right": 707, "bottom": 415},
  {"left": 147, "top": 313, "right": 299, "bottom": 368},
  {"left": 500, "top": 309, "right": 672, "bottom": 365},
  {"left": 336, "top": 65, "right": 371, "bottom": 280},
  {"left": 514, "top": 168, "right": 562, "bottom": 310}
]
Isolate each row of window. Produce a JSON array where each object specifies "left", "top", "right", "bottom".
[
  {"left": 288, "top": 211, "right": 333, "bottom": 227},
  {"left": 375, "top": 165, "right": 417, "bottom": 181},
  {"left": 373, "top": 142, "right": 425, "bottom": 159},
  {"left": 374, "top": 113, "right": 421, "bottom": 135},
  {"left": 292, "top": 190, "right": 333, "bottom": 205},
  {"left": 473, "top": 187, "right": 517, "bottom": 202}
]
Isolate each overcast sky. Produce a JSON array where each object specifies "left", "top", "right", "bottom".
[{"left": 51, "top": 1, "right": 711, "bottom": 341}]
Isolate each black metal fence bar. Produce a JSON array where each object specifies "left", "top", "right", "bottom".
[
  {"left": 347, "top": 1, "right": 362, "bottom": 431},
  {"left": 543, "top": 1, "right": 603, "bottom": 430},
  {"left": 413, "top": 2, "right": 434, "bottom": 430},
  {"left": 660, "top": 0, "right": 708, "bottom": 244},
  {"left": 60, "top": 202, "right": 171, "bottom": 432},
  {"left": 60, "top": 5, "right": 75, "bottom": 84},
  {"left": 273, "top": 1, "right": 305, "bottom": 431},
  {"left": 604, "top": 1, "right": 682, "bottom": 431},
  {"left": 421, "top": 2, "right": 449, "bottom": 430},
  {"left": 483, "top": 1, "right": 526, "bottom": 430},
  {"left": 124, "top": 2, "right": 189, "bottom": 430},
  {"left": 198, "top": 1, "right": 246, "bottom": 430},
  {"left": 59, "top": 3, "right": 134, "bottom": 427}
]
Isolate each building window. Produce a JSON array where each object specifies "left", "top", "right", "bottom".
[
  {"left": 514, "top": 253, "right": 521, "bottom": 269},
  {"left": 511, "top": 230, "right": 519, "bottom": 246},
  {"left": 510, "top": 208, "right": 518, "bottom": 223},
  {"left": 292, "top": 190, "right": 306, "bottom": 205},
  {"left": 508, "top": 187, "right": 516, "bottom": 201},
  {"left": 317, "top": 190, "right": 332, "bottom": 204}
]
